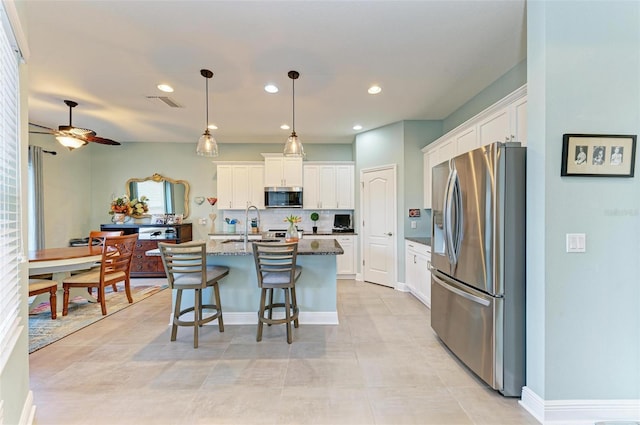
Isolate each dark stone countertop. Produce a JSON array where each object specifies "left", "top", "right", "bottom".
[
  {"left": 206, "top": 239, "right": 344, "bottom": 256},
  {"left": 146, "top": 239, "right": 344, "bottom": 257},
  {"left": 405, "top": 237, "right": 431, "bottom": 246}
]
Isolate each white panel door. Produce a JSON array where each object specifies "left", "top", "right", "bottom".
[{"left": 362, "top": 166, "right": 396, "bottom": 287}]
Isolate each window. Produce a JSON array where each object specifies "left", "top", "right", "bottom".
[{"left": 0, "top": 4, "right": 22, "bottom": 372}]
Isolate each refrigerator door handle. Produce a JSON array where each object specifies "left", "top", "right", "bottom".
[
  {"left": 451, "top": 171, "right": 464, "bottom": 264},
  {"left": 444, "top": 163, "right": 458, "bottom": 265},
  {"left": 432, "top": 272, "right": 490, "bottom": 307}
]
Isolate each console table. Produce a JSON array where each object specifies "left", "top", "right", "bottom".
[{"left": 100, "top": 223, "right": 192, "bottom": 277}]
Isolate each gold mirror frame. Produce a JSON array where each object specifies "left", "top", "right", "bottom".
[{"left": 126, "top": 173, "right": 191, "bottom": 219}]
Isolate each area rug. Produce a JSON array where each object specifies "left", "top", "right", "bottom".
[{"left": 28, "top": 283, "right": 167, "bottom": 353}]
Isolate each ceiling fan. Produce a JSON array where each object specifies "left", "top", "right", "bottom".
[{"left": 29, "top": 99, "right": 121, "bottom": 150}]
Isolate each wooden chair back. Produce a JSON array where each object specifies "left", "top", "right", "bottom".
[
  {"left": 100, "top": 234, "right": 138, "bottom": 280},
  {"left": 89, "top": 230, "right": 123, "bottom": 247}
]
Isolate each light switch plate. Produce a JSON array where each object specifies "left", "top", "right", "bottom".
[
  {"left": 566, "top": 233, "right": 586, "bottom": 253},
  {"left": 411, "top": 221, "right": 417, "bottom": 229}
]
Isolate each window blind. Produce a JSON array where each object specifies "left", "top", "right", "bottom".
[{"left": 0, "top": 3, "right": 21, "bottom": 373}]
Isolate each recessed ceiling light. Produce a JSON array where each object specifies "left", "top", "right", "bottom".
[
  {"left": 353, "top": 125, "right": 363, "bottom": 131},
  {"left": 157, "top": 84, "right": 174, "bottom": 93},
  {"left": 208, "top": 124, "right": 218, "bottom": 130},
  {"left": 368, "top": 85, "right": 382, "bottom": 95},
  {"left": 265, "top": 84, "right": 279, "bottom": 94},
  {"left": 280, "top": 124, "right": 290, "bottom": 130}
]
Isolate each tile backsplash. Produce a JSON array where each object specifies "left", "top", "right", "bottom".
[{"left": 218, "top": 209, "right": 352, "bottom": 233}]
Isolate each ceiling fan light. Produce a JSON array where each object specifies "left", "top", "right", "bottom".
[
  {"left": 283, "top": 131, "right": 304, "bottom": 157},
  {"left": 56, "top": 135, "right": 87, "bottom": 151},
  {"left": 196, "top": 129, "right": 219, "bottom": 157}
]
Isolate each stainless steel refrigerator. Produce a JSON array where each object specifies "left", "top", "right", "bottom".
[{"left": 430, "top": 141, "right": 526, "bottom": 397}]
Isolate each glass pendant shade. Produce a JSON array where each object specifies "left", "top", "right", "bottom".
[
  {"left": 196, "top": 68, "right": 219, "bottom": 157},
  {"left": 196, "top": 128, "right": 219, "bottom": 157},
  {"left": 283, "top": 70, "right": 304, "bottom": 157},
  {"left": 283, "top": 131, "right": 304, "bottom": 157},
  {"left": 56, "top": 135, "right": 87, "bottom": 151}
]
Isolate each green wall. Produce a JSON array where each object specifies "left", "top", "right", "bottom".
[{"left": 527, "top": 0, "right": 640, "bottom": 401}]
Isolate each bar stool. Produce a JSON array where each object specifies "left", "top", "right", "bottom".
[
  {"left": 29, "top": 279, "right": 58, "bottom": 319},
  {"left": 252, "top": 241, "right": 301, "bottom": 344},
  {"left": 158, "top": 241, "right": 228, "bottom": 349}
]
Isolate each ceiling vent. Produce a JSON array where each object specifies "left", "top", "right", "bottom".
[{"left": 145, "top": 96, "right": 182, "bottom": 108}]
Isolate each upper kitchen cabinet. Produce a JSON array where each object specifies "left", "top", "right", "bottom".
[
  {"left": 216, "top": 163, "right": 264, "bottom": 209},
  {"left": 263, "top": 154, "right": 303, "bottom": 187},
  {"left": 303, "top": 163, "right": 354, "bottom": 210},
  {"left": 422, "top": 86, "right": 526, "bottom": 209}
]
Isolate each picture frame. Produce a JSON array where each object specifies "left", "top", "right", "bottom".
[
  {"left": 408, "top": 209, "right": 421, "bottom": 218},
  {"left": 561, "top": 133, "right": 636, "bottom": 177},
  {"left": 151, "top": 214, "right": 165, "bottom": 225}
]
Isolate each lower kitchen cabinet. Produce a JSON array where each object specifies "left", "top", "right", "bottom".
[
  {"left": 405, "top": 240, "right": 431, "bottom": 307},
  {"left": 310, "top": 234, "right": 357, "bottom": 278}
]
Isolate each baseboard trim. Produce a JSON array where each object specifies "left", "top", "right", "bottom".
[
  {"left": 171, "top": 311, "right": 340, "bottom": 326},
  {"left": 520, "top": 386, "right": 640, "bottom": 425},
  {"left": 20, "top": 390, "right": 35, "bottom": 425}
]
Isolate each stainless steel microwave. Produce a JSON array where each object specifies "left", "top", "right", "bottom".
[{"left": 264, "top": 187, "right": 303, "bottom": 208}]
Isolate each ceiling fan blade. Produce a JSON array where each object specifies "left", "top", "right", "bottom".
[
  {"left": 83, "top": 134, "right": 121, "bottom": 146},
  {"left": 29, "top": 130, "right": 54, "bottom": 134}
]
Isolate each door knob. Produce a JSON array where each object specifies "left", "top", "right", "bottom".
[{"left": 387, "top": 232, "right": 393, "bottom": 236}]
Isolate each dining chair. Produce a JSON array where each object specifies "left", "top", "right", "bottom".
[
  {"left": 62, "top": 233, "right": 138, "bottom": 316},
  {"left": 158, "top": 241, "right": 229, "bottom": 349},
  {"left": 87, "top": 230, "right": 123, "bottom": 293},
  {"left": 252, "top": 241, "right": 301, "bottom": 344},
  {"left": 28, "top": 278, "right": 58, "bottom": 319}
]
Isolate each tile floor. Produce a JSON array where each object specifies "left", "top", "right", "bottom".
[{"left": 29, "top": 279, "right": 538, "bottom": 425}]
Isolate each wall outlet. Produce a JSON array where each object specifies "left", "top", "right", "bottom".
[{"left": 198, "top": 218, "right": 207, "bottom": 225}]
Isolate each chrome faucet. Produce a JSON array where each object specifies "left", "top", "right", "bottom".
[{"left": 244, "top": 205, "right": 261, "bottom": 248}]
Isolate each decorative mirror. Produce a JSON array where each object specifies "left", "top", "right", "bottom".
[{"left": 126, "top": 173, "right": 190, "bottom": 219}]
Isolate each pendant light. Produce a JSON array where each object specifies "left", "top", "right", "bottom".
[
  {"left": 196, "top": 69, "right": 219, "bottom": 157},
  {"left": 283, "top": 70, "right": 305, "bottom": 157}
]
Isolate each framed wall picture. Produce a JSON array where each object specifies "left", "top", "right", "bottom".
[{"left": 561, "top": 134, "right": 636, "bottom": 177}]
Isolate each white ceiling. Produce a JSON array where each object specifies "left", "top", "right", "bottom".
[{"left": 24, "top": 0, "right": 527, "bottom": 145}]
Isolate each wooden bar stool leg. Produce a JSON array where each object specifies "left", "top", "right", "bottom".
[
  {"left": 214, "top": 283, "right": 224, "bottom": 332},
  {"left": 171, "top": 289, "right": 182, "bottom": 341},
  {"left": 48, "top": 286, "right": 57, "bottom": 320},
  {"left": 257, "top": 288, "right": 267, "bottom": 342},
  {"left": 291, "top": 286, "right": 299, "bottom": 328},
  {"left": 194, "top": 288, "right": 201, "bottom": 349},
  {"left": 284, "top": 288, "right": 292, "bottom": 344}
]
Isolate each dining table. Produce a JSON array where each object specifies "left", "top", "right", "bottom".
[{"left": 28, "top": 245, "right": 103, "bottom": 313}]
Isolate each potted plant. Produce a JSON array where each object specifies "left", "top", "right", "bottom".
[{"left": 310, "top": 212, "right": 319, "bottom": 234}]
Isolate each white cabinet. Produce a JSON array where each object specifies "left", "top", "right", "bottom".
[
  {"left": 216, "top": 164, "right": 264, "bottom": 209},
  {"left": 455, "top": 127, "right": 478, "bottom": 155},
  {"left": 303, "top": 163, "right": 354, "bottom": 210},
  {"left": 405, "top": 240, "right": 431, "bottom": 307},
  {"left": 422, "top": 87, "right": 527, "bottom": 209},
  {"left": 264, "top": 155, "right": 303, "bottom": 187},
  {"left": 423, "top": 139, "right": 455, "bottom": 209},
  {"left": 310, "top": 234, "right": 356, "bottom": 278}
]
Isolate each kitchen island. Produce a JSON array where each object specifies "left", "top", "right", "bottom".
[{"left": 149, "top": 238, "right": 343, "bottom": 325}]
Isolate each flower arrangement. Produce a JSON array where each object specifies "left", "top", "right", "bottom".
[
  {"left": 284, "top": 214, "right": 302, "bottom": 225},
  {"left": 109, "top": 195, "right": 149, "bottom": 217}
]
